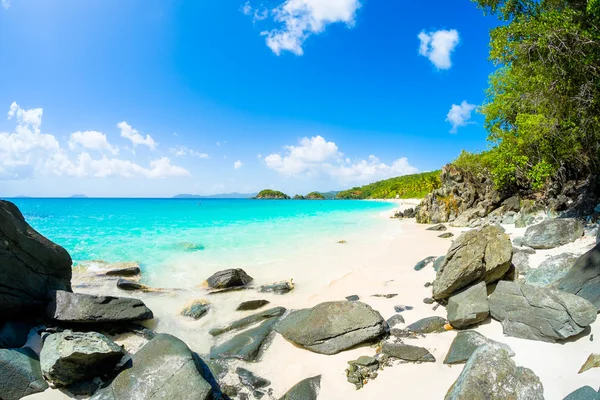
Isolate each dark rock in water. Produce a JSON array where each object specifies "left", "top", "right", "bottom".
[
  {"left": 386, "top": 314, "right": 405, "bottom": 328},
  {"left": 259, "top": 280, "right": 294, "bottom": 294},
  {"left": 237, "top": 367, "right": 271, "bottom": 390},
  {"left": 91, "top": 334, "right": 212, "bottom": 400},
  {"left": 116, "top": 278, "right": 147, "bottom": 291},
  {"left": 47, "top": 290, "right": 154, "bottom": 323},
  {"left": 181, "top": 299, "right": 210, "bottom": 320},
  {"left": 445, "top": 345, "right": 543, "bottom": 400},
  {"left": 394, "top": 305, "right": 413, "bottom": 313},
  {"left": 423, "top": 297, "right": 435, "bottom": 304},
  {"left": 525, "top": 253, "right": 578, "bottom": 287},
  {"left": 104, "top": 266, "right": 140, "bottom": 277},
  {"left": 447, "top": 282, "right": 489, "bottom": 329},
  {"left": 382, "top": 342, "right": 435, "bottom": 362},
  {"left": 433, "top": 256, "right": 445, "bottom": 272},
  {"left": 522, "top": 218, "right": 584, "bottom": 249},
  {"left": 407, "top": 316, "right": 447, "bottom": 334},
  {"left": 558, "top": 243, "right": 600, "bottom": 311},
  {"left": 563, "top": 386, "right": 600, "bottom": 400},
  {"left": 210, "top": 318, "right": 279, "bottom": 362},
  {"left": 40, "top": 331, "right": 124, "bottom": 387},
  {"left": 0, "top": 321, "right": 32, "bottom": 349},
  {"left": 414, "top": 256, "right": 437, "bottom": 271},
  {"left": 433, "top": 225, "right": 512, "bottom": 300},
  {"left": 371, "top": 293, "right": 398, "bottom": 299},
  {"left": 0, "top": 200, "right": 72, "bottom": 318},
  {"left": 489, "top": 281, "right": 596, "bottom": 342},
  {"left": 439, "top": 232, "right": 454, "bottom": 239},
  {"left": 443, "top": 331, "right": 513, "bottom": 365},
  {"left": 208, "top": 286, "right": 252, "bottom": 295},
  {"left": 345, "top": 295, "right": 360, "bottom": 301},
  {"left": 346, "top": 356, "right": 379, "bottom": 389},
  {"left": 209, "top": 307, "right": 286, "bottom": 336},
  {"left": 275, "top": 301, "right": 385, "bottom": 355},
  {"left": 279, "top": 375, "right": 321, "bottom": 400},
  {"left": 0, "top": 348, "right": 48, "bottom": 400},
  {"left": 237, "top": 300, "right": 270, "bottom": 311},
  {"left": 427, "top": 224, "right": 447, "bottom": 231},
  {"left": 207, "top": 268, "right": 253, "bottom": 289}
]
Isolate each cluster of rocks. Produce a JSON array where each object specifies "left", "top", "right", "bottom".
[{"left": 391, "top": 207, "right": 416, "bottom": 219}]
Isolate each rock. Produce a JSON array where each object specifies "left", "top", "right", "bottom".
[
  {"left": 513, "top": 236, "right": 525, "bottom": 247},
  {"left": 345, "top": 295, "right": 360, "bottom": 301},
  {"left": 274, "top": 301, "right": 385, "bottom": 355},
  {"left": 423, "top": 297, "right": 435, "bottom": 304},
  {"left": 180, "top": 299, "right": 210, "bottom": 320},
  {"left": 279, "top": 375, "right": 321, "bottom": 400},
  {"left": 394, "top": 305, "right": 413, "bottom": 312},
  {"left": 512, "top": 252, "right": 531, "bottom": 276},
  {"left": 503, "top": 196, "right": 521, "bottom": 212},
  {"left": 371, "top": 293, "right": 397, "bottom": 298},
  {"left": 403, "top": 208, "right": 416, "bottom": 218},
  {"left": 104, "top": 265, "right": 141, "bottom": 277},
  {"left": 522, "top": 218, "right": 584, "bottom": 249},
  {"left": 237, "top": 300, "right": 270, "bottom": 311},
  {"left": 209, "top": 307, "right": 286, "bottom": 336},
  {"left": 578, "top": 354, "right": 600, "bottom": 374},
  {"left": 414, "top": 256, "right": 437, "bottom": 271},
  {"left": 447, "top": 282, "right": 489, "bottom": 329},
  {"left": 433, "top": 225, "right": 512, "bottom": 300},
  {"left": 502, "top": 211, "right": 517, "bottom": 225},
  {"left": 382, "top": 342, "right": 435, "bottom": 362},
  {"left": 207, "top": 286, "right": 252, "bottom": 295},
  {"left": 564, "top": 386, "right": 600, "bottom": 400},
  {"left": 424, "top": 282, "right": 432, "bottom": 288},
  {"left": 346, "top": 356, "right": 379, "bottom": 389},
  {"left": 445, "top": 345, "right": 544, "bottom": 400},
  {"left": 237, "top": 367, "right": 271, "bottom": 390},
  {"left": 525, "top": 253, "right": 578, "bottom": 287},
  {"left": 513, "top": 245, "right": 536, "bottom": 255},
  {"left": 210, "top": 318, "right": 279, "bottom": 361},
  {"left": 259, "top": 280, "right": 294, "bottom": 295},
  {"left": 91, "top": 334, "right": 212, "bottom": 400},
  {"left": 439, "top": 232, "right": 454, "bottom": 239},
  {"left": 0, "top": 200, "right": 72, "bottom": 317},
  {"left": 450, "top": 207, "right": 486, "bottom": 228},
  {"left": 40, "top": 331, "right": 124, "bottom": 387},
  {"left": 386, "top": 314, "right": 405, "bottom": 328},
  {"left": 558, "top": 243, "right": 600, "bottom": 310},
  {"left": 489, "top": 281, "right": 597, "bottom": 342},
  {"left": 0, "top": 321, "right": 32, "bottom": 348},
  {"left": 116, "top": 278, "right": 151, "bottom": 291},
  {"left": 0, "top": 347, "right": 48, "bottom": 400},
  {"left": 443, "top": 330, "right": 513, "bottom": 365},
  {"left": 433, "top": 256, "right": 445, "bottom": 272},
  {"left": 47, "top": 290, "right": 154, "bottom": 323},
  {"left": 207, "top": 268, "right": 253, "bottom": 289},
  {"left": 407, "top": 316, "right": 447, "bottom": 334},
  {"left": 427, "top": 224, "right": 447, "bottom": 231}
]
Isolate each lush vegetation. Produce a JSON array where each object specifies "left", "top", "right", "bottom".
[
  {"left": 254, "top": 190, "right": 290, "bottom": 199},
  {"left": 305, "top": 192, "right": 325, "bottom": 200},
  {"left": 336, "top": 171, "right": 442, "bottom": 199},
  {"left": 462, "top": 0, "right": 600, "bottom": 191}
]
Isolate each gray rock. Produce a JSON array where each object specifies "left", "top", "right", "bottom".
[
  {"left": 279, "top": 375, "right": 321, "bottom": 400},
  {"left": 433, "top": 256, "right": 445, "bottom": 272},
  {"left": 450, "top": 207, "right": 486, "bottom": 228},
  {"left": 502, "top": 211, "right": 517, "bottom": 225},
  {"left": 445, "top": 345, "right": 544, "bottom": 400},
  {"left": 237, "top": 367, "right": 271, "bottom": 390},
  {"left": 414, "top": 256, "right": 437, "bottom": 271},
  {"left": 104, "top": 266, "right": 140, "bottom": 277},
  {"left": 47, "top": 290, "right": 153, "bottom": 323},
  {"left": 0, "top": 200, "right": 72, "bottom": 318},
  {"left": 439, "top": 232, "right": 454, "bottom": 239},
  {"left": 564, "top": 386, "right": 600, "bottom": 400},
  {"left": 423, "top": 297, "right": 435, "bottom": 304},
  {"left": 0, "top": 321, "right": 32, "bottom": 349},
  {"left": 40, "top": 331, "right": 124, "bottom": 387},
  {"left": 345, "top": 295, "right": 360, "bottom": 301},
  {"left": 386, "top": 314, "right": 405, "bottom": 328},
  {"left": 259, "top": 280, "right": 294, "bottom": 294},
  {"left": 207, "top": 269, "right": 253, "bottom": 289},
  {"left": 210, "top": 318, "right": 279, "bottom": 361},
  {"left": 0, "top": 348, "right": 48, "bottom": 400},
  {"left": 525, "top": 253, "right": 578, "bottom": 287},
  {"left": 443, "top": 330, "right": 513, "bottom": 365},
  {"left": 447, "top": 282, "right": 489, "bottom": 329},
  {"left": 382, "top": 342, "right": 435, "bottom": 362},
  {"left": 209, "top": 307, "right": 286, "bottom": 336},
  {"left": 394, "top": 305, "right": 413, "bottom": 312},
  {"left": 489, "top": 281, "right": 597, "bottom": 342},
  {"left": 180, "top": 299, "right": 210, "bottom": 320},
  {"left": 427, "top": 224, "right": 447, "bottom": 231},
  {"left": 116, "top": 278, "right": 147, "bottom": 291},
  {"left": 433, "top": 225, "right": 512, "bottom": 300},
  {"left": 558, "top": 243, "right": 600, "bottom": 311},
  {"left": 513, "top": 236, "right": 525, "bottom": 247},
  {"left": 346, "top": 356, "right": 379, "bottom": 389},
  {"left": 275, "top": 301, "right": 385, "bottom": 355},
  {"left": 513, "top": 246, "right": 536, "bottom": 255},
  {"left": 237, "top": 300, "right": 270, "bottom": 311},
  {"left": 407, "top": 316, "right": 447, "bottom": 334},
  {"left": 91, "top": 334, "right": 212, "bottom": 400},
  {"left": 512, "top": 252, "right": 531, "bottom": 276},
  {"left": 371, "top": 293, "right": 397, "bottom": 298},
  {"left": 522, "top": 218, "right": 584, "bottom": 249}
]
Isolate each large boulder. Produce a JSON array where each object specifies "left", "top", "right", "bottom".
[
  {"left": 210, "top": 318, "right": 279, "bottom": 362},
  {"left": 558, "top": 243, "right": 600, "bottom": 311},
  {"left": 489, "top": 281, "right": 596, "bottom": 342},
  {"left": 47, "top": 290, "right": 153, "bottom": 323},
  {"left": 0, "top": 321, "right": 32, "bottom": 349},
  {"left": 522, "top": 218, "right": 584, "bottom": 249},
  {"left": 0, "top": 200, "right": 72, "bottom": 317},
  {"left": 279, "top": 375, "right": 321, "bottom": 400},
  {"left": 40, "top": 331, "right": 124, "bottom": 387},
  {"left": 525, "top": 253, "right": 578, "bottom": 287},
  {"left": 274, "top": 301, "right": 385, "bottom": 355},
  {"left": 443, "top": 330, "right": 513, "bottom": 365},
  {"left": 445, "top": 345, "right": 544, "bottom": 400},
  {"left": 433, "top": 225, "right": 512, "bottom": 300},
  {"left": 91, "top": 334, "right": 212, "bottom": 400},
  {"left": 447, "top": 282, "right": 489, "bottom": 329},
  {"left": 0, "top": 348, "right": 49, "bottom": 400},
  {"left": 206, "top": 269, "right": 253, "bottom": 289}
]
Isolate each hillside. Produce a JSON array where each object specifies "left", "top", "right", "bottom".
[
  {"left": 254, "top": 190, "right": 291, "bottom": 200},
  {"left": 336, "top": 171, "right": 441, "bottom": 199}
]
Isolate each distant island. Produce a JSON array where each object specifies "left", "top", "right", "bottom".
[
  {"left": 293, "top": 192, "right": 326, "bottom": 200},
  {"left": 70, "top": 194, "right": 88, "bottom": 198},
  {"left": 173, "top": 192, "right": 258, "bottom": 199},
  {"left": 254, "top": 190, "right": 291, "bottom": 200}
]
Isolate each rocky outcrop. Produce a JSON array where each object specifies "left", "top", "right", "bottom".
[
  {"left": 558, "top": 243, "right": 600, "bottom": 311},
  {"left": 91, "top": 334, "right": 212, "bottom": 400},
  {"left": 445, "top": 345, "right": 544, "bottom": 400},
  {"left": 443, "top": 331, "right": 513, "bottom": 365},
  {"left": 522, "top": 218, "right": 584, "bottom": 249},
  {"left": 206, "top": 269, "right": 253, "bottom": 289},
  {"left": 382, "top": 342, "right": 435, "bottom": 362},
  {"left": 0, "top": 200, "right": 72, "bottom": 317},
  {"left": 489, "top": 281, "right": 596, "bottom": 342},
  {"left": 0, "top": 348, "right": 49, "bottom": 400},
  {"left": 40, "top": 331, "right": 124, "bottom": 387},
  {"left": 254, "top": 190, "right": 291, "bottom": 200},
  {"left": 525, "top": 253, "right": 578, "bottom": 287},
  {"left": 279, "top": 375, "right": 321, "bottom": 400},
  {"left": 275, "top": 301, "right": 385, "bottom": 355},
  {"left": 433, "top": 225, "right": 512, "bottom": 300},
  {"left": 447, "top": 282, "right": 489, "bottom": 329}
]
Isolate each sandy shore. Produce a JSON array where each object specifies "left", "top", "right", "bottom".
[{"left": 31, "top": 201, "right": 600, "bottom": 400}]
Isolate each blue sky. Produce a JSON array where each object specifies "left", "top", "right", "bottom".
[{"left": 0, "top": 0, "right": 499, "bottom": 197}]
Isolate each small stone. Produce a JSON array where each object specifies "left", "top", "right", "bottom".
[
  {"left": 386, "top": 314, "right": 405, "bottom": 328},
  {"left": 346, "top": 295, "right": 360, "bottom": 301},
  {"left": 180, "top": 299, "right": 210, "bottom": 320},
  {"left": 407, "top": 316, "right": 447, "bottom": 334},
  {"left": 394, "top": 305, "right": 413, "bottom": 313},
  {"left": 382, "top": 343, "right": 435, "bottom": 362},
  {"left": 427, "top": 224, "right": 447, "bottom": 231},
  {"left": 338, "top": 240, "right": 347, "bottom": 244},
  {"left": 207, "top": 268, "right": 253, "bottom": 289},
  {"left": 424, "top": 282, "right": 432, "bottom": 288},
  {"left": 439, "top": 233, "right": 454, "bottom": 239},
  {"left": 259, "top": 280, "right": 294, "bottom": 295},
  {"left": 414, "top": 256, "right": 437, "bottom": 271},
  {"left": 578, "top": 354, "right": 600, "bottom": 374},
  {"left": 104, "top": 265, "right": 141, "bottom": 277},
  {"left": 423, "top": 297, "right": 434, "bottom": 304},
  {"left": 210, "top": 307, "right": 286, "bottom": 336},
  {"left": 372, "top": 293, "right": 398, "bottom": 299},
  {"left": 237, "top": 367, "right": 271, "bottom": 390},
  {"left": 236, "top": 300, "right": 270, "bottom": 311}
]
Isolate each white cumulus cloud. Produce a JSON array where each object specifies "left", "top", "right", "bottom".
[
  {"left": 170, "top": 145, "right": 209, "bottom": 159},
  {"left": 68, "top": 131, "right": 119, "bottom": 155},
  {"left": 234, "top": 160, "right": 243, "bottom": 169},
  {"left": 446, "top": 101, "right": 476, "bottom": 133},
  {"left": 418, "top": 29, "right": 460, "bottom": 69},
  {"left": 118, "top": 121, "right": 157, "bottom": 150}
]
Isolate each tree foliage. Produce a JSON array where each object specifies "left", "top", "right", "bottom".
[{"left": 336, "top": 171, "right": 441, "bottom": 199}]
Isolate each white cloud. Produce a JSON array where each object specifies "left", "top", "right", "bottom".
[
  {"left": 234, "top": 160, "right": 243, "bottom": 169},
  {"left": 68, "top": 131, "right": 119, "bottom": 155},
  {"left": 242, "top": 1, "right": 268, "bottom": 22},
  {"left": 446, "top": 101, "right": 476, "bottom": 133},
  {"left": 117, "top": 121, "right": 157, "bottom": 150},
  {"left": 264, "top": 135, "right": 418, "bottom": 184},
  {"left": 170, "top": 145, "right": 209, "bottom": 159},
  {"left": 2, "top": 0, "right": 10, "bottom": 9},
  {"left": 418, "top": 29, "right": 460, "bottom": 69},
  {"left": 249, "top": 0, "right": 361, "bottom": 55}
]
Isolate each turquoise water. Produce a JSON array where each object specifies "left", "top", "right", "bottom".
[{"left": 6, "top": 198, "right": 395, "bottom": 271}]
